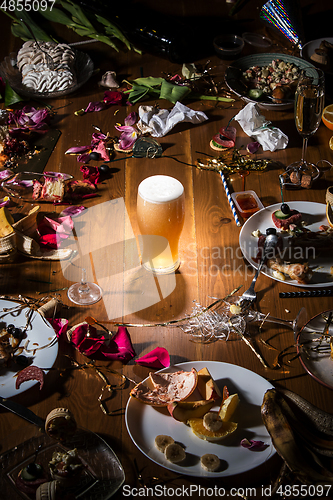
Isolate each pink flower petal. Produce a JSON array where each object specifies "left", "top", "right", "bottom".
[
  {"left": 124, "top": 111, "right": 138, "bottom": 126},
  {"left": 80, "top": 165, "right": 100, "bottom": 184},
  {"left": 60, "top": 206, "right": 86, "bottom": 218},
  {"left": 92, "top": 140, "right": 110, "bottom": 161},
  {"left": 85, "top": 101, "right": 106, "bottom": 113},
  {"left": 240, "top": 438, "right": 267, "bottom": 451},
  {"left": 103, "top": 90, "right": 123, "bottom": 105},
  {"left": 135, "top": 347, "right": 170, "bottom": 369},
  {"left": 0, "top": 169, "right": 14, "bottom": 180},
  {"left": 65, "top": 145, "right": 90, "bottom": 155}
]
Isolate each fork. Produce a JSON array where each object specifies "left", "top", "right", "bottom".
[
  {"left": 238, "top": 228, "right": 279, "bottom": 310},
  {"left": 20, "top": 19, "right": 54, "bottom": 71}
]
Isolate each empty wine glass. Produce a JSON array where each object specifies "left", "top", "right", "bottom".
[
  {"left": 287, "top": 67, "right": 325, "bottom": 179},
  {"left": 67, "top": 267, "right": 102, "bottom": 305}
]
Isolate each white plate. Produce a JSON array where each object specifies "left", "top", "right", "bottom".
[
  {"left": 125, "top": 361, "right": 275, "bottom": 477},
  {"left": 301, "top": 38, "right": 333, "bottom": 74},
  {"left": 0, "top": 299, "right": 58, "bottom": 397},
  {"left": 297, "top": 309, "right": 333, "bottom": 390},
  {"left": 239, "top": 201, "right": 333, "bottom": 288}
]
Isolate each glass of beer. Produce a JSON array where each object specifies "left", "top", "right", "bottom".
[{"left": 137, "top": 175, "right": 185, "bottom": 274}]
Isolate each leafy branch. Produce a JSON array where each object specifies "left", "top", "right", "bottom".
[{"left": 1, "top": 0, "right": 138, "bottom": 53}]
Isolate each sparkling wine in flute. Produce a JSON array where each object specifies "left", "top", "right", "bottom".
[
  {"left": 287, "top": 67, "right": 325, "bottom": 178},
  {"left": 295, "top": 86, "right": 325, "bottom": 138},
  {"left": 137, "top": 175, "right": 185, "bottom": 274}
]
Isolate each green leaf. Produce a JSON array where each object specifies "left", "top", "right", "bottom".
[
  {"left": 39, "top": 7, "right": 74, "bottom": 26},
  {"left": 127, "top": 88, "right": 151, "bottom": 104},
  {"left": 12, "top": 10, "right": 54, "bottom": 41},
  {"left": 133, "top": 77, "right": 164, "bottom": 89},
  {"left": 160, "top": 80, "right": 190, "bottom": 103},
  {"left": 59, "top": 0, "right": 94, "bottom": 29},
  {"left": 4, "top": 81, "right": 24, "bottom": 106},
  {"left": 95, "top": 14, "right": 131, "bottom": 50}
]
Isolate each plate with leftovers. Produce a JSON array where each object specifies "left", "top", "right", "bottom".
[
  {"left": 239, "top": 202, "right": 333, "bottom": 288},
  {"left": 297, "top": 309, "right": 333, "bottom": 390},
  {"left": 301, "top": 38, "right": 333, "bottom": 74},
  {"left": 0, "top": 427, "right": 125, "bottom": 500},
  {"left": 125, "top": 361, "right": 275, "bottom": 477},
  {"left": 0, "top": 299, "right": 58, "bottom": 397},
  {"left": 225, "top": 53, "right": 318, "bottom": 110}
]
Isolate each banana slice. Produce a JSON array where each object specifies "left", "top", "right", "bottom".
[
  {"left": 203, "top": 411, "right": 223, "bottom": 432},
  {"left": 200, "top": 453, "right": 220, "bottom": 472},
  {"left": 164, "top": 443, "right": 186, "bottom": 463},
  {"left": 154, "top": 435, "right": 174, "bottom": 453}
]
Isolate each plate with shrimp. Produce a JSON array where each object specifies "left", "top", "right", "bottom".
[{"left": 239, "top": 202, "right": 333, "bottom": 288}]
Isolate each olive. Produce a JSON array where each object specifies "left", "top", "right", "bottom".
[
  {"left": 12, "top": 327, "right": 23, "bottom": 339},
  {"left": 281, "top": 203, "right": 290, "bottom": 215},
  {"left": 26, "top": 462, "right": 42, "bottom": 477},
  {"left": 98, "top": 164, "right": 110, "bottom": 174},
  {"left": 89, "top": 151, "right": 100, "bottom": 161},
  {"left": 7, "top": 324, "right": 15, "bottom": 332}
]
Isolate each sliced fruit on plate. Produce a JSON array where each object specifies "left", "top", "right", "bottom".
[
  {"left": 200, "top": 453, "right": 220, "bottom": 472},
  {"left": 219, "top": 393, "right": 240, "bottom": 422},
  {"left": 167, "top": 398, "right": 215, "bottom": 422},
  {"left": 188, "top": 412, "right": 237, "bottom": 442},
  {"left": 154, "top": 435, "right": 174, "bottom": 452},
  {"left": 130, "top": 368, "right": 198, "bottom": 406},
  {"left": 164, "top": 442, "right": 186, "bottom": 463},
  {"left": 197, "top": 366, "right": 221, "bottom": 401}
]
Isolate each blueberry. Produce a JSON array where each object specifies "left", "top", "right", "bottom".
[
  {"left": 281, "top": 203, "right": 290, "bottom": 215},
  {"left": 98, "top": 164, "right": 110, "bottom": 174},
  {"left": 89, "top": 151, "right": 100, "bottom": 161}
]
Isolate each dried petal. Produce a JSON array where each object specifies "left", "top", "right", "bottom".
[
  {"left": 240, "top": 438, "right": 267, "bottom": 450},
  {"left": 246, "top": 141, "right": 260, "bottom": 154}
]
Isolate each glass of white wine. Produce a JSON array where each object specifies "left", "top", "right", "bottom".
[{"left": 287, "top": 67, "right": 325, "bottom": 178}]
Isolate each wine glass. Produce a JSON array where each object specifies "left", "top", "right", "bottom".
[
  {"left": 67, "top": 267, "right": 102, "bottom": 305},
  {"left": 287, "top": 67, "right": 325, "bottom": 179}
]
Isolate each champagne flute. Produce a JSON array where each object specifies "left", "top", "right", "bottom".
[
  {"left": 67, "top": 267, "right": 102, "bottom": 305},
  {"left": 287, "top": 67, "right": 325, "bottom": 179}
]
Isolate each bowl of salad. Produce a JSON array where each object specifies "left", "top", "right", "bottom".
[{"left": 225, "top": 53, "right": 318, "bottom": 110}]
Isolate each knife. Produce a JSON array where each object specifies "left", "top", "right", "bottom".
[{"left": 0, "top": 396, "right": 45, "bottom": 429}]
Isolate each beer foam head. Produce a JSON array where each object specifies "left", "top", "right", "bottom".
[{"left": 138, "top": 175, "right": 184, "bottom": 203}]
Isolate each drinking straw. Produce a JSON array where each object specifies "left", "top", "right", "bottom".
[{"left": 219, "top": 171, "right": 241, "bottom": 227}]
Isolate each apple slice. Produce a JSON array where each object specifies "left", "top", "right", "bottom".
[
  {"left": 167, "top": 399, "right": 215, "bottom": 422},
  {"left": 197, "top": 367, "right": 222, "bottom": 401}
]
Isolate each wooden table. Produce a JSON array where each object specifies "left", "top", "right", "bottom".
[{"left": 1, "top": 2, "right": 333, "bottom": 498}]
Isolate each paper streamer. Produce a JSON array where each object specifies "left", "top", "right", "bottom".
[
  {"left": 260, "top": 0, "right": 304, "bottom": 49},
  {"left": 219, "top": 172, "right": 241, "bottom": 227}
]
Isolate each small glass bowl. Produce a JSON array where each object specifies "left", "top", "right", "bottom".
[{"left": 213, "top": 34, "right": 244, "bottom": 59}]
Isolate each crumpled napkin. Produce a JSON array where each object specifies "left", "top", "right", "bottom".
[
  {"left": 234, "top": 102, "right": 288, "bottom": 151},
  {"left": 137, "top": 101, "right": 208, "bottom": 137},
  {"left": 135, "top": 347, "right": 170, "bottom": 369}
]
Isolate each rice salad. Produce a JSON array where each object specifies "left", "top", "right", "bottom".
[{"left": 242, "top": 59, "right": 302, "bottom": 96}]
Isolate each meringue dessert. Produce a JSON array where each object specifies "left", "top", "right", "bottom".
[{"left": 17, "top": 41, "right": 76, "bottom": 92}]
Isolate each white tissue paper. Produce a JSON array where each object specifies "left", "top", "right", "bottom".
[
  {"left": 137, "top": 101, "right": 208, "bottom": 137},
  {"left": 233, "top": 102, "right": 288, "bottom": 152}
]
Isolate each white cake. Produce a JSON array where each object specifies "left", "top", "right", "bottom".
[{"left": 17, "top": 41, "right": 76, "bottom": 92}]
